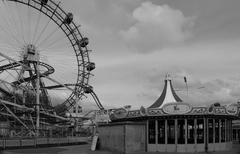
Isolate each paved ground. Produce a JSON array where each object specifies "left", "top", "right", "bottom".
[
  {"left": 0, "top": 144, "right": 112, "bottom": 154},
  {"left": 1, "top": 143, "right": 240, "bottom": 154}
]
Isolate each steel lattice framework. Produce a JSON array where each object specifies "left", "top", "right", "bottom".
[
  {"left": 0, "top": 0, "right": 105, "bottom": 137},
  {"left": 0, "top": 0, "right": 97, "bottom": 115}
]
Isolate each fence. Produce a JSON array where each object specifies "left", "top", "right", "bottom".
[{"left": 0, "top": 136, "right": 88, "bottom": 149}]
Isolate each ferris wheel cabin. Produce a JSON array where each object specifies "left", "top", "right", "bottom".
[
  {"left": 98, "top": 75, "right": 239, "bottom": 153},
  {"left": 0, "top": 0, "right": 95, "bottom": 141}
]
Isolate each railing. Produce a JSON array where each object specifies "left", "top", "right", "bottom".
[{"left": 0, "top": 136, "right": 89, "bottom": 149}]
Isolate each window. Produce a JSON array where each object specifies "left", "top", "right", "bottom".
[
  {"left": 208, "top": 119, "right": 213, "bottom": 143},
  {"left": 167, "top": 120, "right": 175, "bottom": 144},
  {"left": 230, "top": 120, "right": 232, "bottom": 141},
  {"left": 197, "top": 119, "right": 204, "bottom": 143},
  {"left": 221, "top": 119, "right": 225, "bottom": 142},
  {"left": 238, "top": 130, "right": 240, "bottom": 141},
  {"left": 215, "top": 119, "right": 219, "bottom": 143},
  {"left": 158, "top": 120, "right": 165, "bottom": 144},
  {"left": 177, "top": 119, "right": 185, "bottom": 144},
  {"left": 187, "top": 119, "right": 194, "bottom": 144},
  {"left": 229, "top": 120, "right": 231, "bottom": 141},
  {"left": 233, "top": 129, "right": 236, "bottom": 141},
  {"left": 226, "top": 120, "right": 229, "bottom": 142},
  {"left": 149, "top": 120, "right": 156, "bottom": 144}
]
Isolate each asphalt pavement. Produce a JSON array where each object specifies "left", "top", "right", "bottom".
[{"left": 1, "top": 143, "right": 240, "bottom": 154}]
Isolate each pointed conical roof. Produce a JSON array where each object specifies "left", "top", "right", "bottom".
[{"left": 149, "top": 74, "right": 182, "bottom": 108}]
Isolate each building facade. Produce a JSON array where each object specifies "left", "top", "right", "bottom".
[
  {"left": 233, "top": 120, "right": 240, "bottom": 143},
  {"left": 98, "top": 76, "right": 239, "bottom": 153}
]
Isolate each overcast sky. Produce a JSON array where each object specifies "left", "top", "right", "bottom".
[
  {"left": 58, "top": 0, "right": 240, "bottom": 109},
  {"left": 1, "top": 0, "right": 240, "bottom": 110}
]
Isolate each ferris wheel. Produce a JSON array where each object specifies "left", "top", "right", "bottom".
[{"left": 0, "top": 0, "right": 100, "bottom": 117}]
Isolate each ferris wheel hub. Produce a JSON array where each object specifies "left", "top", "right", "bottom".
[
  {"left": 0, "top": 0, "right": 97, "bottom": 116},
  {"left": 22, "top": 44, "right": 39, "bottom": 62}
]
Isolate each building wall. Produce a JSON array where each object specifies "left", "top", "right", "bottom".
[
  {"left": 98, "top": 122, "right": 146, "bottom": 153},
  {"left": 125, "top": 124, "right": 146, "bottom": 153},
  {"left": 98, "top": 125, "right": 125, "bottom": 152}
]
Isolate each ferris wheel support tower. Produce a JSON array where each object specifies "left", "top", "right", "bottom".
[{"left": 0, "top": 0, "right": 104, "bottom": 137}]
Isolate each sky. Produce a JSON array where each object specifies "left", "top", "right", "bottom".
[
  {"left": 62, "top": 0, "right": 240, "bottom": 109},
  {"left": 1, "top": 0, "right": 240, "bottom": 110}
]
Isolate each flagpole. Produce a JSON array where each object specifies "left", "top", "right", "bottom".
[{"left": 184, "top": 76, "right": 188, "bottom": 97}]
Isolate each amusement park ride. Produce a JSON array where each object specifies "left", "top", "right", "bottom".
[{"left": 0, "top": 0, "right": 104, "bottom": 137}]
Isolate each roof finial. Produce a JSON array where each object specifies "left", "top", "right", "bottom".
[{"left": 165, "top": 73, "right": 171, "bottom": 81}]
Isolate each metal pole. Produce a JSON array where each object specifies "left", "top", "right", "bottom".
[{"left": 36, "top": 60, "right": 40, "bottom": 137}]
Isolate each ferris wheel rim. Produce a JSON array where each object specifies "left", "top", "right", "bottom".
[{"left": 2, "top": 0, "right": 92, "bottom": 114}]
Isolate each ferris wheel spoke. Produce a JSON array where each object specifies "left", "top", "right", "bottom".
[
  {"left": 15, "top": 2, "right": 28, "bottom": 44},
  {"left": 40, "top": 41, "right": 73, "bottom": 54},
  {"left": 32, "top": 6, "right": 43, "bottom": 45},
  {"left": 37, "top": 25, "right": 62, "bottom": 48},
  {"left": 40, "top": 33, "right": 70, "bottom": 51},
  {"left": 0, "top": 37, "right": 21, "bottom": 51},
  {"left": 27, "top": 1, "right": 34, "bottom": 44},
  {"left": 0, "top": 45, "right": 19, "bottom": 54},
  {"left": 0, "top": 25, "right": 22, "bottom": 48},
  {"left": 42, "top": 36, "right": 73, "bottom": 51},
  {"left": 4, "top": 2, "right": 25, "bottom": 44},
  {"left": 0, "top": 7, "right": 23, "bottom": 47},
  {"left": 0, "top": 42, "right": 21, "bottom": 51},
  {"left": 33, "top": 11, "right": 54, "bottom": 46},
  {"left": 0, "top": 0, "right": 93, "bottom": 115},
  {"left": 7, "top": 1, "right": 23, "bottom": 42},
  {"left": 0, "top": 44, "right": 18, "bottom": 50},
  {"left": 27, "top": 4, "right": 31, "bottom": 43},
  {"left": 0, "top": 2, "right": 20, "bottom": 42}
]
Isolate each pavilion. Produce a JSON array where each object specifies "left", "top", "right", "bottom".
[{"left": 98, "top": 75, "right": 239, "bottom": 153}]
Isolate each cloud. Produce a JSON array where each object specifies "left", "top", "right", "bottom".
[
  {"left": 92, "top": 38, "right": 240, "bottom": 108},
  {"left": 143, "top": 70, "right": 238, "bottom": 107},
  {"left": 120, "top": 2, "right": 194, "bottom": 53}
]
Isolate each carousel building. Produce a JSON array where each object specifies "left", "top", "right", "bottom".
[
  {"left": 232, "top": 120, "right": 240, "bottom": 142},
  {"left": 98, "top": 76, "right": 240, "bottom": 153}
]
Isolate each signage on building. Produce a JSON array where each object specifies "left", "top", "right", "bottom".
[
  {"left": 226, "top": 104, "right": 238, "bottom": 115},
  {"left": 112, "top": 108, "right": 128, "bottom": 119},
  {"left": 95, "top": 110, "right": 110, "bottom": 122},
  {"left": 162, "top": 103, "right": 192, "bottom": 114},
  {"left": 140, "top": 106, "right": 147, "bottom": 116},
  {"left": 214, "top": 107, "right": 225, "bottom": 114}
]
